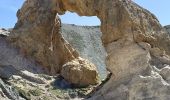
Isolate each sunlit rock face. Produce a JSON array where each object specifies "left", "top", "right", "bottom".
[
  {"left": 61, "top": 57, "right": 100, "bottom": 87},
  {"left": 8, "top": 0, "right": 170, "bottom": 99},
  {"left": 8, "top": 0, "right": 80, "bottom": 74},
  {"left": 52, "top": 0, "right": 170, "bottom": 80},
  {"left": 8, "top": 0, "right": 100, "bottom": 86}
]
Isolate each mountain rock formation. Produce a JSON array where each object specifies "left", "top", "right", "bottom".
[
  {"left": 0, "top": 24, "right": 102, "bottom": 100},
  {"left": 61, "top": 24, "right": 107, "bottom": 79},
  {"left": 164, "top": 25, "right": 170, "bottom": 34},
  {"left": 9, "top": 0, "right": 100, "bottom": 86},
  {"left": 1, "top": 0, "right": 170, "bottom": 99}
]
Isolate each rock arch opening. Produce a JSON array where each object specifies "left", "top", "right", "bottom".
[
  {"left": 59, "top": 11, "right": 100, "bottom": 26},
  {"left": 59, "top": 11, "right": 107, "bottom": 79},
  {"left": 11, "top": 0, "right": 136, "bottom": 82},
  {"left": 11, "top": 0, "right": 165, "bottom": 85}
]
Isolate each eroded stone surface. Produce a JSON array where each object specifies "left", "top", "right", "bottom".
[
  {"left": 61, "top": 57, "right": 100, "bottom": 87},
  {"left": 165, "top": 25, "right": 170, "bottom": 34},
  {"left": 10, "top": 0, "right": 170, "bottom": 79},
  {"left": 89, "top": 66, "right": 170, "bottom": 100},
  {"left": 0, "top": 78, "right": 24, "bottom": 100},
  {"left": 61, "top": 24, "right": 107, "bottom": 79},
  {"left": 7, "top": 0, "right": 170, "bottom": 99},
  {"left": 55, "top": 0, "right": 170, "bottom": 86},
  {"left": 9, "top": 0, "right": 79, "bottom": 74}
]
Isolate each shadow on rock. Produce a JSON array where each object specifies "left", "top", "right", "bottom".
[
  {"left": 0, "top": 65, "right": 20, "bottom": 79},
  {"left": 52, "top": 75, "right": 72, "bottom": 89}
]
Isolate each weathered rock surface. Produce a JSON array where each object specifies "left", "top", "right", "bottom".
[
  {"left": 11, "top": 0, "right": 170, "bottom": 79},
  {"left": 9, "top": 0, "right": 79, "bottom": 74},
  {"left": 89, "top": 65, "right": 170, "bottom": 100},
  {"left": 0, "top": 78, "right": 25, "bottom": 100},
  {"left": 61, "top": 24, "right": 107, "bottom": 79},
  {"left": 0, "top": 28, "right": 10, "bottom": 37},
  {"left": 61, "top": 57, "right": 100, "bottom": 87},
  {"left": 165, "top": 25, "right": 170, "bottom": 34},
  {"left": 0, "top": 29, "right": 99, "bottom": 100},
  {"left": 0, "top": 30, "right": 45, "bottom": 75},
  {"left": 4, "top": 0, "right": 170, "bottom": 100}
]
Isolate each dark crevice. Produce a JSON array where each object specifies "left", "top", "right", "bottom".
[{"left": 85, "top": 70, "right": 112, "bottom": 99}]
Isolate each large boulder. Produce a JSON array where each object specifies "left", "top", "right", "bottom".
[{"left": 61, "top": 57, "right": 100, "bottom": 87}]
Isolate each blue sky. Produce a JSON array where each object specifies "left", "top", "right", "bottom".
[{"left": 0, "top": 0, "right": 170, "bottom": 28}]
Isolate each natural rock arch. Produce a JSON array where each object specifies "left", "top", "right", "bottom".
[{"left": 9, "top": 0, "right": 170, "bottom": 82}]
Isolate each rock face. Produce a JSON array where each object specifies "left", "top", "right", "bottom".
[
  {"left": 61, "top": 57, "right": 100, "bottom": 87},
  {"left": 61, "top": 24, "right": 107, "bottom": 79},
  {"left": 0, "top": 32, "right": 45, "bottom": 75},
  {"left": 164, "top": 25, "right": 170, "bottom": 34},
  {"left": 9, "top": 0, "right": 79, "bottom": 74},
  {"left": 0, "top": 78, "right": 24, "bottom": 100},
  {"left": 11, "top": 0, "right": 170, "bottom": 78},
  {"left": 0, "top": 27, "right": 99, "bottom": 99},
  {"left": 89, "top": 65, "right": 170, "bottom": 100},
  {"left": 7, "top": 0, "right": 170, "bottom": 99},
  {"left": 0, "top": 28, "right": 10, "bottom": 37}
]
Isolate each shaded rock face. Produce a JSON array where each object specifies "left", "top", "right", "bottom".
[
  {"left": 8, "top": 0, "right": 170, "bottom": 99},
  {"left": 0, "top": 33, "right": 45, "bottom": 75},
  {"left": 164, "top": 25, "right": 170, "bottom": 34},
  {"left": 61, "top": 24, "right": 107, "bottom": 79},
  {"left": 61, "top": 57, "right": 100, "bottom": 87},
  {"left": 0, "top": 27, "right": 98, "bottom": 99}
]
